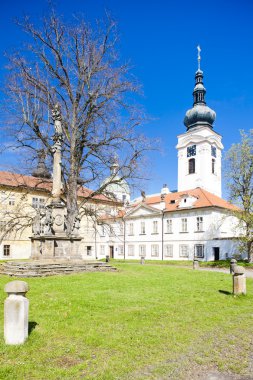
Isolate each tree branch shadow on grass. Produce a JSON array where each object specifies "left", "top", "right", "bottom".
[
  {"left": 219, "top": 290, "right": 232, "bottom": 295},
  {"left": 28, "top": 321, "right": 38, "bottom": 335}
]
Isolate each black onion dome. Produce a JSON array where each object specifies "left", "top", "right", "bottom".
[{"left": 184, "top": 69, "right": 216, "bottom": 130}]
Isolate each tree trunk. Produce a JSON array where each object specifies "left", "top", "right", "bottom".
[
  {"left": 66, "top": 164, "right": 78, "bottom": 236},
  {"left": 248, "top": 241, "right": 253, "bottom": 263}
]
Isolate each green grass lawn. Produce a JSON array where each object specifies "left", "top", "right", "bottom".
[{"left": 0, "top": 264, "right": 252, "bottom": 379}]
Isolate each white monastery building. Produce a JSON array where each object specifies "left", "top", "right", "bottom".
[{"left": 0, "top": 51, "right": 242, "bottom": 261}]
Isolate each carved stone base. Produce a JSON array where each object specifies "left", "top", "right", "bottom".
[{"left": 31, "top": 235, "right": 82, "bottom": 261}]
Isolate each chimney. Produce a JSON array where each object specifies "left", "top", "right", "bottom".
[{"left": 161, "top": 183, "right": 170, "bottom": 195}]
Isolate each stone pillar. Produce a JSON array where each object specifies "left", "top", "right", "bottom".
[
  {"left": 230, "top": 258, "right": 237, "bottom": 274},
  {"left": 4, "top": 281, "right": 29, "bottom": 345},
  {"left": 140, "top": 256, "right": 145, "bottom": 265},
  {"left": 233, "top": 266, "right": 246, "bottom": 295},
  {"left": 51, "top": 104, "right": 63, "bottom": 204},
  {"left": 193, "top": 259, "right": 199, "bottom": 270}
]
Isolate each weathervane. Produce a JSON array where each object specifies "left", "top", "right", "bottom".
[{"left": 197, "top": 45, "right": 201, "bottom": 71}]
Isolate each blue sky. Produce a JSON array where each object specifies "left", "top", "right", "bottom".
[{"left": 1, "top": 0, "right": 253, "bottom": 198}]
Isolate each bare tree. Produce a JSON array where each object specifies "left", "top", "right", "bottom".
[
  {"left": 3, "top": 10, "right": 153, "bottom": 233},
  {"left": 225, "top": 129, "right": 253, "bottom": 261}
]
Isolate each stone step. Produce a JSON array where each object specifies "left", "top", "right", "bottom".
[{"left": 0, "top": 261, "right": 116, "bottom": 277}]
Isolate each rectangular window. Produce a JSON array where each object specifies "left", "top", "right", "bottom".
[
  {"left": 128, "top": 245, "right": 135, "bottom": 256},
  {"left": 0, "top": 221, "right": 6, "bottom": 232},
  {"left": 118, "top": 245, "right": 124, "bottom": 256},
  {"left": 118, "top": 222, "right": 124, "bottom": 235},
  {"left": 211, "top": 145, "right": 217, "bottom": 157},
  {"left": 196, "top": 217, "right": 203, "bottom": 231},
  {"left": 109, "top": 226, "right": 114, "bottom": 236},
  {"left": 140, "top": 221, "right": 145, "bottom": 234},
  {"left": 164, "top": 244, "right": 173, "bottom": 257},
  {"left": 188, "top": 158, "right": 195, "bottom": 174},
  {"left": 8, "top": 195, "right": 15, "bottom": 206},
  {"left": 195, "top": 244, "right": 204, "bottom": 258},
  {"left": 179, "top": 244, "right": 189, "bottom": 257},
  {"left": 3, "top": 245, "right": 10, "bottom": 257},
  {"left": 151, "top": 244, "right": 159, "bottom": 257},
  {"left": 87, "top": 246, "right": 92, "bottom": 256},
  {"left": 1, "top": 192, "right": 15, "bottom": 206},
  {"left": 181, "top": 218, "right": 188, "bottom": 232},
  {"left": 166, "top": 219, "right": 172, "bottom": 233},
  {"left": 212, "top": 159, "right": 215, "bottom": 174},
  {"left": 139, "top": 245, "right": 146, "bottom": 257},
  {"left": 152, "top": 221, "right": 158, "bottom": 234},
  {"left": 100, "top": 245, "right": 105, "bottom": 256},
  {"left": 101, "top": 225, "right": 106, "bottom": 236},
  {"left": 129, "top": 223, "right": 134, "bottom": 236},
  {"left": 32, "top": 197, "right": 45, "bottom": 209}
]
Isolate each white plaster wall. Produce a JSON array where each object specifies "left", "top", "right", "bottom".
[{"left": 177, "top": 126, "right": 223, "bottom": 197}]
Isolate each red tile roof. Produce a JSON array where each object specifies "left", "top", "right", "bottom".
[
  {"left": 0, "top": 171, "right": 111, "bottom": 202},
  {"left": 144, "top": 188, "right": 238, "bottom": 212}
]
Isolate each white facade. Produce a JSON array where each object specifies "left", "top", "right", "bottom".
[
  {"left": 93, "top": 201, "right": 242, "bottom": 262},
  {"left": 177, "top": 126, "right": 223, "bottom": 197}
]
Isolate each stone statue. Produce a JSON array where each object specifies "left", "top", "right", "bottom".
[
  {"left": 72, "top": 216, "right": 81, "bottom": 235},
  {"left": 43, "top": 208, "right": 53, "bottom": 235},
  {"left": 52, "top": 103, "right": 63, "bottom": 135},
  {"left": 141, "top": 190, "right": 146, "bottom": 202},
  {"left": 32, "top": 211, "right": 41, "bottom": 237}
]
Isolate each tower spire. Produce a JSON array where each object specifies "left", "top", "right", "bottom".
[
  {"left": 197, "top": 45, "right": 201, "bottom": 71},
  {"left": 183, "top": 47, "right": 216, "bottom": 130}
]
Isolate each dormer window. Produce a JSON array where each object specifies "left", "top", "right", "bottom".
[{"left": 189, "top": 158, "right": 195, "bottom": 174}]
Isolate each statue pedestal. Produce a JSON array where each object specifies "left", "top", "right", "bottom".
[
  {"left": 31, "top": 235, "right": 82, "bottom": 260},
  {"left": 31, "top": 203, "right": 82, "bottom": 261}
]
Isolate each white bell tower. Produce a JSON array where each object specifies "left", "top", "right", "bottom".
[{"left": 177, "top": 47, "right": 223, "bottom": 197}]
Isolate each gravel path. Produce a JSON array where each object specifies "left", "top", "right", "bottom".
[{"left": 198, "top": 266, "right": 253, "bottom": 278}]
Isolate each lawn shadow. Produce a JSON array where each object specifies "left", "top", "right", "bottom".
[
  {"left": 219, "top": 290, "right": 232, "bottom": 295},
  {"left": 28, "top": 321, "right": 38, "bottom": 335}
]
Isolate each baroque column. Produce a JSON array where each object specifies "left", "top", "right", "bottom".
[{"left": 51, "top": 104, "right": 63, "bottom": 204}]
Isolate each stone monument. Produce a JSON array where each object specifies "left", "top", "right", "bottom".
[
  {"left": 233, "top": 266, "right": 246, "bottom": 295},
  {"left": 30, "top": 104, "right": 82, "bottom": 260},
  {"left": 4, "top": 280, "right": 29, "bottom": 345}
]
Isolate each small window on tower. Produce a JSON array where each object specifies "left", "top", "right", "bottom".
[
  {"left": 189, "top": 158, "right": 195, "bottom": 174},
  {"left": 211, "top": 146, "right": 217, "bottom": 157},
  {"left": 212, "top": 159, "right": 215, "bottom": 174}
]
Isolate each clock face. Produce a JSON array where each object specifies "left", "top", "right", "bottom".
[
  {"left": 187, "top": 145, "right": 196, "bottom": 157},
  {"left": 211, "top": 146, "right": 217, "bottom": 157}
]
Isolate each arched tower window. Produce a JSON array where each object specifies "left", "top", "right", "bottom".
[
  {"left": 189, "top": 158, "right": 195, "bottom": 174},
  {"left": 212, "top": 159, "right": 215, "bottom": 174}
]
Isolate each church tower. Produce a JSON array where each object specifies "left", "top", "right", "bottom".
[{"left": 177, "top": 47, "right": 223, "bottom": 197}]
